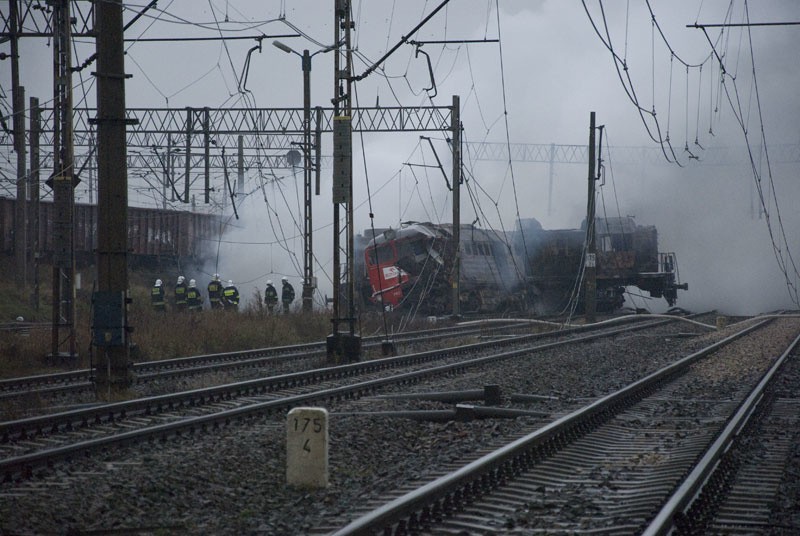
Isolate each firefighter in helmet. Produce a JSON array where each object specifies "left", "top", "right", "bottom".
[
  {"left": 222, "top": 280, "right": 240, "bottom": 311},
  {"left": 264, "top": 280, "right": 278, "bottom": 314},
  {"left": 174, "top": 275, "right": 188, "bottom": 311},
  {"left": 187, "top": 279, "right": 204, "bottom": 312},
  {"left": 151, "top": 279, "right": 166, "bottom": 312},
  {"left": 281, "top": 276, "right": 295, "bottom": 314},
  {"left": 208, "top": 273, "right": 223, "bottom": 309}
]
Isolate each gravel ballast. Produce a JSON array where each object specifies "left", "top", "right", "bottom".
[{"left": 2, "top": 316, "right": 798, "bottom": 535}]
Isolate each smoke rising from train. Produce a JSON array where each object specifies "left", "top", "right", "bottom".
[{"left": 3, "top": 1, "right": 798, "bottom": 315}]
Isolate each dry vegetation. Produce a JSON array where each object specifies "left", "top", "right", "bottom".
[{"left": 0, "top": 258, "right": 394, "bottom": 380}]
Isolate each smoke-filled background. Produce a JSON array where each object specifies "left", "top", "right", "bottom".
[{"left": 3, "top": 0, "right": 799, "bottom": 314}]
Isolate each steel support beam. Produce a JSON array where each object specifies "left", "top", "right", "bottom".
[{"left": 0, "top": 0, "right": 96, "bottom": 39}]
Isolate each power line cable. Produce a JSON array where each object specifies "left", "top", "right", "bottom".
[
  {"left": 353, "top": 82, "right": 391, "bottom": 337},
  {"left": 493, "top": 0, "right": 531, "bottom": 275},
  {"left": 582, "top": 0, "right": 683, "bottom": 165},
  {"left": 123, "top": 2, "right": 282, "bottom": 33},
  {"left": 695, "top": 3, "right": 800, "bottom": 306}
]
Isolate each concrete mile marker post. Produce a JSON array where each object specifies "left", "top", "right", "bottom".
[{"left": 286, "top": 407, "right": 329, "bottom": 488}]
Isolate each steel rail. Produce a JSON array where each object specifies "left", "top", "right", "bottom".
[
  {"left": 0, "top": 320, "right": 530, "bottom": 397},
  {"left": 328, "top": 318, "right": 772, "bottom": 535},
  {"left": 0, "top": 314, "right": 674, "bottom": 402},
  {"left": 0, "top": 315, "right": 685, "bottom": 481},
  {"left": 0, "top": 370, "right": 88, "bottom": 392},
  {"left": 642, "top": 330, "right": 800, "bottom": 535},
  {"left": 0, "top": 317, "right": 658, "bottom": 441}
]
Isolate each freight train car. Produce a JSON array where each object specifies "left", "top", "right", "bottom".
[
  {"left": 0, "top": 197, "right": 220, "bottom": 265},
  {"left": 361, "top": 217, "right": 687, "bottom": 316}
]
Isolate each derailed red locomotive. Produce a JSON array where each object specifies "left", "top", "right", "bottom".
[{"left": 360, "top": 216, "right": 687, "bottom": 315}]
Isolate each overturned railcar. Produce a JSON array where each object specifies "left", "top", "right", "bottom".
[{"left": 362, "top": 216, "right": 687, "bottom": 316}]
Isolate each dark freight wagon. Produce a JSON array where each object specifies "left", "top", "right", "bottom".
[{"left": 0, "top": 197, "right": 220, "bottom": 264}]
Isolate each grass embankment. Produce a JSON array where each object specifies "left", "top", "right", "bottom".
[{"left": 0, "top": 261, "right": 367, "bottom": 379}]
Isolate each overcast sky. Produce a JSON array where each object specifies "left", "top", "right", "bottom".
[{"left": 2, "top": 0, "right": 799, "bottom": 314}]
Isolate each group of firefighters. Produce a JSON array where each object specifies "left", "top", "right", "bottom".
[{"left": 150, "top": 274, "right": 296, "bottom": 314}]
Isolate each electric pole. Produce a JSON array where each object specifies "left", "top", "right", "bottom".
[
  {"left": 9, "top": 0, "right": 27, "bottom": 288},
  {"left": 29, "top": 97, "right": 41, "bottom": 310},
  {"left": 273, "top": 39, "right": 329, "bottom": 314},
  {"left": 584, "top": 112, "right": 597, "bottom": 323},
  {"left": 184, "top": 108, "right": 192, "bottom": 203},
  {"left": 49, "top": 0, "right": 77, "bottom": 358},
  {"left": 450, "top": 95, "right": 461, "bottom": 317},
  {"left": 328, "top": 0, "right": 361, "bottom": 361},
  {"left": 93, "top": 0, "right": 132, "bottom": 394},
  {"left": 302, "top": 48, "right": 315, "bottom": 313}
]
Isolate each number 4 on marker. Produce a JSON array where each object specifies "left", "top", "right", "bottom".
[{"left": 303, "top": 439, "right": 311, "bottom": 452}]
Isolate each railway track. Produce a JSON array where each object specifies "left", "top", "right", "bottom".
[
  {"left": 0, "top": 319, "right": 545, "bottom": 404},
  {"left": 646, "top": 329, "right": 800, "bottom": 535},
  {"left": 321, "top": 316, "right": 798, "bottom": 535},
  {"left": 0, "top": 313, "right": 708, "bottom": 407},
  {"left": 0, "top": 313, "right": 702, "bottom": 483}
]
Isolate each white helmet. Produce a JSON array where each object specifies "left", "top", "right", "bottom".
[
  {"left": 282, "top": 276, "right": 288, "bottom": 282},
  {"left": 267, "top": 280, "right": 272, "bottom": 285},
  {"left": 228, "top": 280, "right": 234, "bottom": 286},
  {"left": 155, "top": 279, "right": 162, "bottom": 287},
  {"left": 189, "top": 279, "right": 196, "bottom": 287},
  {"left": 178, "top": 276, "right": 185, "bottom": 284},
  {"left": 213, "top": 273, "right": 220, "bottom": 281}
]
